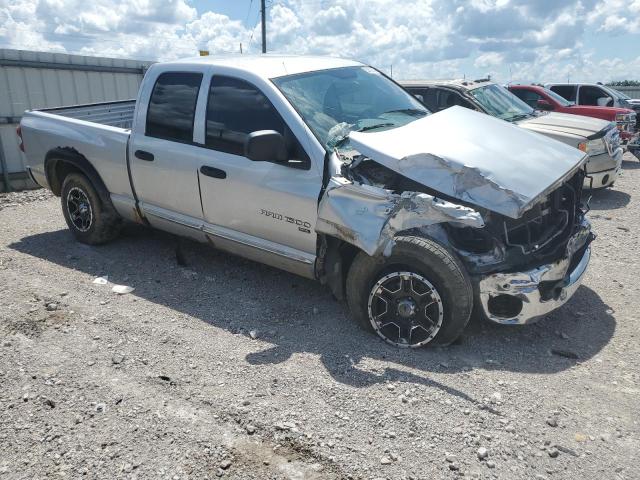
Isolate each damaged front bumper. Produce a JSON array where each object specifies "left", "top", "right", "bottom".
[{"left": 478, "top": 219, "right": 593, "bottom": 325}]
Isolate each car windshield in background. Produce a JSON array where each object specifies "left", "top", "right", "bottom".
[
  {"left": 273, "top": 66, "right": 428, "bottom": 149},
  {"left": 614, "top": 89, "right": 631, "bottom": 100},
  {"left": 544, "top": 87, "right": 574, "bottom": 106},
  {"left": 470, "top": 84, "right": 534, "bottom": 121}
]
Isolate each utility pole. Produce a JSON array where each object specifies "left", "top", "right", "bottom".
[{"left": 261, "top": 0, "right": 267, "bottom": 54}]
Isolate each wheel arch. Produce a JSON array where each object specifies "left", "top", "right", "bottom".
[
  {"left": 44, "top": 147, "right": 111, "bottom": 205},
  {"left": 317, "top": 234, "right": 361, "bottom": 300},
  {"left": 318, "top": 226, "right": 465, "bottom": 301}
]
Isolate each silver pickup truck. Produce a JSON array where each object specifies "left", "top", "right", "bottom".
[{"left": 19, "top": 55, "right": 594, "bottom": 348}]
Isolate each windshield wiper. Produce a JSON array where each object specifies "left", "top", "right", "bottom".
[
  {"left": 508, "top": 113, "right": 532, "bottom": 122},
  {"left": 382, "top": 108, "right": 428, "bottom": 116},
  {"left": 356, "top": 122, "right": 395, "bottom": 132}
]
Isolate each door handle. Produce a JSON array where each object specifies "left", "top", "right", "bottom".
[
  {"left": 200, "top": 166, "right": 227, "bottom": 179},
  {"left": 135, "top": 150, "right": 154, "bottom": 161}
]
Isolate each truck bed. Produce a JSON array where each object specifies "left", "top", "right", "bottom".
[
  {"left": 20, "top": 100, "right": 136, "bottom": 208},
  {"left": 39, "top": 100, "right": 136, "bottom": 129}
]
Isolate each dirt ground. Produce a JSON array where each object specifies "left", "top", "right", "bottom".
[{"left": 1, "top": 154, "right": 639, "bottom": 480}]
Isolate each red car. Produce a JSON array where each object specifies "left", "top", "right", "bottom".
[{"left": 508, "top": 84, "right": 638, "bottom": 150}]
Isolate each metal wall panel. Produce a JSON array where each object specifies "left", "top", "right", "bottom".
[
  {"left": 614, "top": 86, "right": 640, "bottom": 99},
  {"left": 0, "top": 48, "right": 154, "bottom": 191}
]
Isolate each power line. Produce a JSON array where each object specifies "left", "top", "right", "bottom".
[
  {"left": 243, "top": 0, "right": 254, "bottom": 28},
  {"left": 261, "top": 0, "right": 267, "bottom": 53},
  {"left": 246, "top": 7, "right": 262, "bottom": 53}
]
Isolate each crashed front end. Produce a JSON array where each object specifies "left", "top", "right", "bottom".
[{"left": 317, "top": 106, "right": 594, "bottom": 325}]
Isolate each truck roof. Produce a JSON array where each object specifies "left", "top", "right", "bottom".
[
  {"left": 401, "top": 79, "right": 493, "bottom": 91},
  {"left": 161, "top": 54, "right": 363, "bottom": 79},
  {"left": 545, "top": 82, "right": 602, "bottom": 87}
]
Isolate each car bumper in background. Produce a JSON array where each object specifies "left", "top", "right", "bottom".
[
  {"left": 583, "top": 148, "right": 623, "bottom": 188},
  {"left": 478, "top": 220, "right": 593, "bottom": 325}
]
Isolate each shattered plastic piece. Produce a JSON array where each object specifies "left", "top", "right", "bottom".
[
  {"left": 112, "top": 285, "right": 134, "bottom": 295},
  {"left": 92, "top": 276, "right": 108, "bottom": 285},
  {"left": 326, "top": 122, "right": 353, "bottom": 149},
  {"left": 316, "top": 177, "right": 484, "bottom": 257}
]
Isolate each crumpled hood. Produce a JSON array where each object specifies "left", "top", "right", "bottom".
[
  {"left": 519, "top": 111, "right": 611, "bottom": 139},
  {"left": 348, "top": 106, "right": 587, "bottom": 219}
]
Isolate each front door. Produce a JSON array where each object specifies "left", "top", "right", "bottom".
[{"left": 197, "top": 75, "right": 322, "bottom": 257}]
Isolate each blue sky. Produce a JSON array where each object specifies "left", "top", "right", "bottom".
[{"left": 1, "top": 0, "right": 639, "bottom": 82}]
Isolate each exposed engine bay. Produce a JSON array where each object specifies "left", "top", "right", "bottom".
[{"left": 319, "top": 149, "right": 591, "bottom": 277}]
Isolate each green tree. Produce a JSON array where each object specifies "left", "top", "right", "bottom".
[{"left": 606, "top": 80, "right": 640, "bottom": 87}]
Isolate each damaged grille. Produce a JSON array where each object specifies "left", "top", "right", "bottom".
[{"left": 500, "top": 170, "right": 583, "bottom": 255}]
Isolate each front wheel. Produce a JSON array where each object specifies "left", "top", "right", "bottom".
[
  {"left": 346, "top": 236, "right": 473, "bottom": 347},
  {"left": 60, "top": 173, "right": 122, "bottom": 245}
]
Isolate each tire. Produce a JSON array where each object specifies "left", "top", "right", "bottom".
[
  {"left": 60, "top": 173, "right": 122, "bottom": 245},
  {"left": 346, "top": 236, "right": 473, "bottom": 347}
]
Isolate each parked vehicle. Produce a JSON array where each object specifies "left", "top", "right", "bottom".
[
  {"left": 19, "top": 56, "right": 593, "bottom": 348},
  {"left": 546, "top": 82, "right": 640, "bottom": 159},
  {"left": 403, "top": 80, "right": 623, "bottom": 189},
  {"left": 508, "top": 84, "right": 638, "bottom": 156}
]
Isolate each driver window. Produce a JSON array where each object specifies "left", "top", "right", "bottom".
[
  {"left": 579, "top": 86, "right": 612, "bottom": 106},
  {"left": 205, "top": 75, "right": 309, "bottom": 168}
]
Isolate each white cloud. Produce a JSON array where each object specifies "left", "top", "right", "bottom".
[
  {"left": 0, "top": 0, "right": 639, "bottom": 82},
  {"left": 474, "top": 52, "right": 504, "bottom": 69},
  {"left": 587, "top": 0, "right": 640, "bottom": 34}
]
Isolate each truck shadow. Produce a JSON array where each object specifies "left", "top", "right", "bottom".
[{"left": 9, "top": 225, "right": 615, "bottom": 398}]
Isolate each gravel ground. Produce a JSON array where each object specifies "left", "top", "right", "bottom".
[{"left": 1, "top": 154, "right": 639, "bottom": 480}]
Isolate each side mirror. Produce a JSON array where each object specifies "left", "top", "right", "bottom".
[
  {"left": 244, "top": 130, "right": 287, "bottom": 163},
  {"left": 414, "top": 94, "right": 425, "bottom": 103},
  {"left": 596, "top": 97, "right": 611, "bottom": 107},
  {"left": 536, "top": 99, "right": 553, "bottom": 111}
]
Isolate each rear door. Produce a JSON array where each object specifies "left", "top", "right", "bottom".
[
  {"left": 197, "top": 74, "right": 322, "bottom": 257},
  {"left": 129, "top": 70, "right": 206, "bottom": 230}
]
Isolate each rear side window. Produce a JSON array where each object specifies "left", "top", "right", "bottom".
[
  {"left": 146, "top": 72, "right": 203, "bottom": 143},
  {"left": 511, "top": 89, "right": 542, "bottom": 108},
  {"left": 206, "top": 76, "right": 309, "bottom": 168},
  {"left": 549, "top": 85, "right": 576, "bottom": 102},
  {"left": 407, "top": 88, "right": 438, "bottom": 111}
]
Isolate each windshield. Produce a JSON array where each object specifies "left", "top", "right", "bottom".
[
  {"left": 608, "top": 87, "right": 631, "bottom": 100},
  {"left": 544, "top": 87, "right": 574, "bottom": 106},
  {"left": 469, "top": 84, "right": 534, "bottom": 121},
  {"left": 272, "top": 66, "right": 428, "bottom": 149}
]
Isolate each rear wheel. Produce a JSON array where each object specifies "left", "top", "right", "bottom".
[
  {"left": 346, "top": 236, "right": 473, "bottom": 347},
  {"left": 60, "top": 173, "right": 122, "bottom": 244}
]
